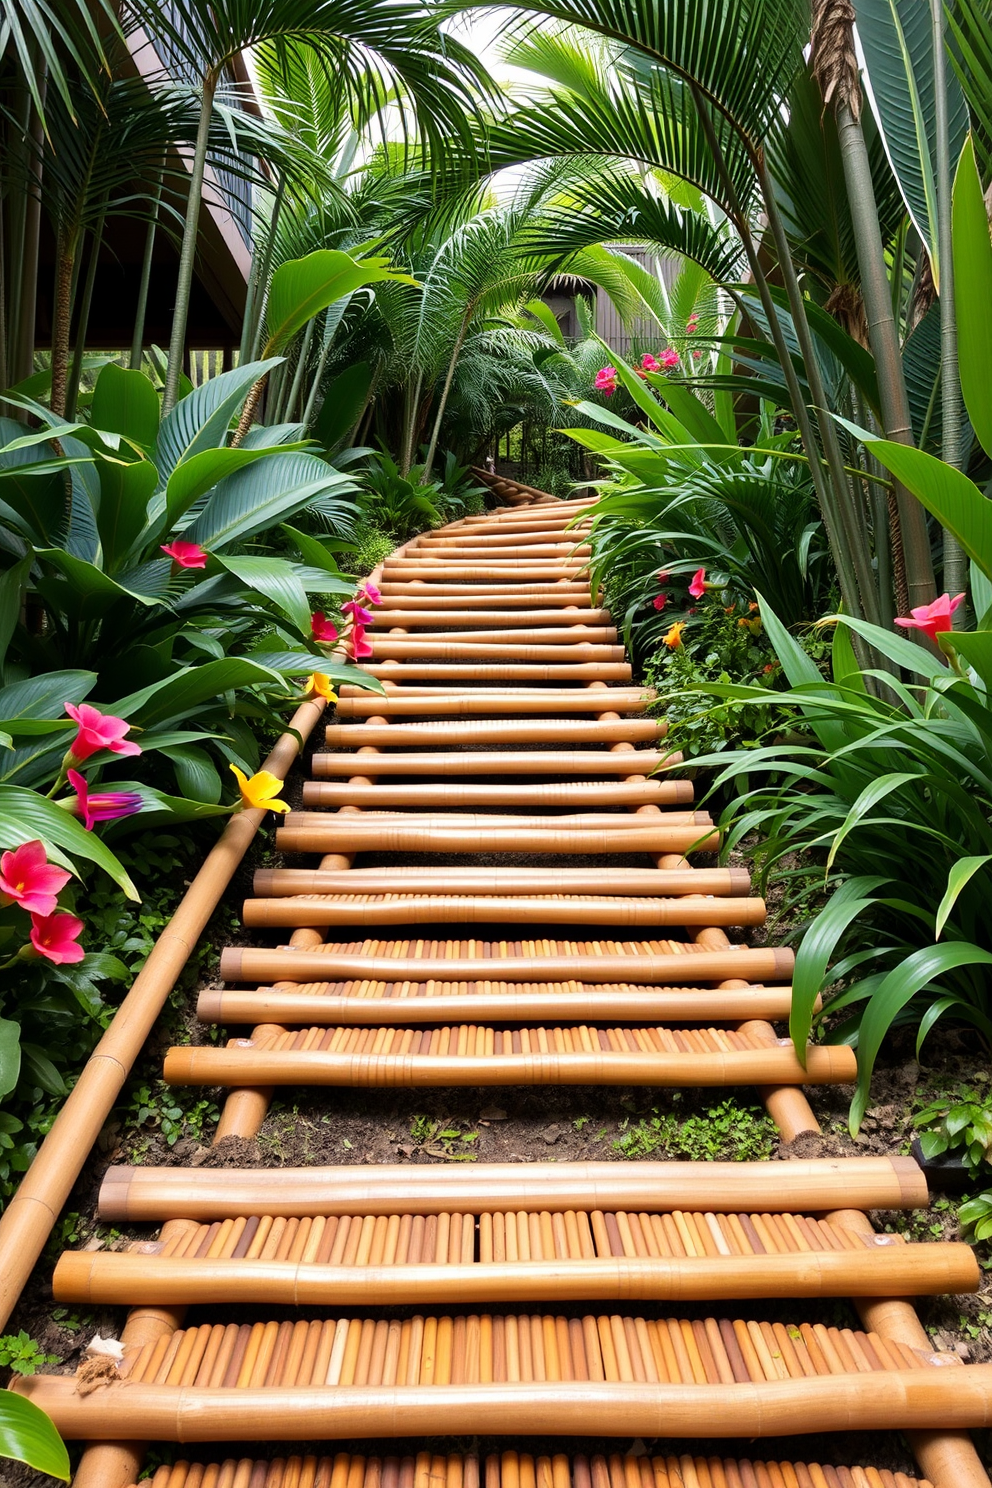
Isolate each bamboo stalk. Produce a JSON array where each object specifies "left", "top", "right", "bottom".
[
  {"left": 358, "top": 664, "right": 633, "bottom": 681},
  {"left": 252, "top": 866, "right": 745, "bottom": 896},
  {"left": 299, "top": 783, "right": 690, "bottom": 809},
  {"left": 366, "top": 642, "right": 623, "bottom": 663},
  {"left": 240, "top": 893, "right": 765, "bottom": 930},
  {"left": 309, "top": 752, "right": 678, "bottom": 777},
  {"left": 274, "top": 822, "right": 718, "bottom": 855}
]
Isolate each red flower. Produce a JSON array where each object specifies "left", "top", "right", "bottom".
[
  {"left": 661, "top": 348, "right": 680, "bottom": 369},
  {"left": 64, "top": 703, "right": 140, "bottom": 764},
  {"left": 359, "top": 582, "right": 382, "bottom": 606},
  {"left": 594, "top": 366, "right": 618, "bottom": 396},
  {"left": 656, "top": 569, "right": 671, "bottom": 584},
  {"left": 65, "top": 769, "right": 142, "bottom": 832},
  {"left": 652, "top": 593, "right": 669, "bottom": 611},
  {"left": 350, "top": 622, "right": 374, "bottom": 660},
  {"left": 894, "top": 593, "right": 965, "bottom": 641},
  {"left": 0, "top": 841, "right": 71, "bottom": 916},
  {"left": 311, "top": 611, "right": 339, "bottom": 644},
  {"left": 686, "top": 315, "right": 699, "bottom": 333},
  {"left": 29, "top": 910, "right": 84, "bottom": 965},
  {"left": 688, "top": 567, "right": 707, "bottom": 599},
  {"left": 161, "top": 540, "right": 208, "bottom": 569},
  {"left": 342, "top": 600, "right": 374, "bottom": 625},
  {"left": 763, "top": 661, "right": 780, "bottom": 673}
]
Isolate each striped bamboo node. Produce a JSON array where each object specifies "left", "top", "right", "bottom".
[
  {"left": 240, "top": 892, "right": 765, "bottom": 930},
  {"left": 309, "top": 751, "right": 680, "bottom": 777},
  {"left": 252, "top": 867, "right": 750, "bottom": 896},
  {"left": 299, "top": 783, "right": 692, "bottom": 809},
  {"left": 125, "top": 1450, "right": 935, "bottom": 1488},
  {"left": 54, "top": 1203, "right": 977, "bottom": 1306},
  {"left": 96, "top": 1157, "right": 931, "bottom": 1222}
]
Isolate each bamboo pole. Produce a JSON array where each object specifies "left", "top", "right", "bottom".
[
  {"left": 196, "top": 986, "right": 799, "bottom": 1027},
  {"left": 375, "top": 593, "right": 595, "bottom": 608},
  {"left": 309, "top": 752, "right": 679, "bottom": 777},
  {"left": 252, "top": 866, "right": 748, "bottom": 896},
  {"left": 240, "top": 893, "right": 765, "bottom": 929},
  {"left": 0, "top": 698, "right": 327, "bottom": 1332},
  {"left": 274, "top": 822, "right": 719, "bottom": 855},
  {"left": 218, "top": 946, "right": 788, "bottom": 986},
  {"left": 366, "top": 642, "right": 621, "bottom": 663},
  {"left": 332, "top": 693, "right": 651, "bottom": 716},
  {"left": 325, "top": 719, "right": 662, "bottom": 746},
  {"left": 359, "top": 665, "right": 633, "bottom": 682},
  {"left": 53, "top": 1242, "right": 977, "bottom": 1308},
  {"left": 369, "top": 628, "right": 618, "bottom": 645},
  {"left": 18, "top": 1369, "right": 992, "bottom": 1441},
  {"left": 299, "top": 783, "right": 691, "bottom": 809}
]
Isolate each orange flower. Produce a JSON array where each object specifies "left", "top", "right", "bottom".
[{"left": 663, "top": 620, "right": 686, "bottom": 649}]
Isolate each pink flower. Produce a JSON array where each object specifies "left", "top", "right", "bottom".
[
  {"left": 594, "top": 366, "right": 618, "bottom": 396},
  {"left": 161, "top": 540, "right": 208, "bottom": 569},
  {"left": 894, "top": 593, "right": 965, "bottom": 641},
  {"left": 0, "top": 841, "right": 71, "bottom": 916},
  {"left": 342, "top": 600, "right": 374, "bottom": 625},
  {"left": 350, "top": 622, "right": 374, "bottom": 660},
  {"left": 64, "top": 769, "right": 142, "bottom": 832},
  {"left": 686, "top": 315, "right": 699, "bottom": 333},
  {"left": 28, "top": 911, "right": 85, "bottom": 965},
  {"left": 652, "top": 593, "right": 669, "bottom": 611},
  {"left": 692, "top": 350, "right": 702, "bottom": 361},
  {"left": 640, "top": 353, "right": 660, "bottom": 372},
  {"left": 311, "top": 611, "right": 339, "bottom": 644},
  {"left": 656, "top": 569, "right": 671, "bottom": 584},
  {"left": 688, "top": 567, "right": 707, "bottom": 599},
  {"left": 64, "top": 703, "right": 140, "bottom": 764},
  {"left": 359, "top": 582, "right": 381, "bottom": 606},
  {"left": 661, "top": 348, "right": 680, "bottom": 369}
]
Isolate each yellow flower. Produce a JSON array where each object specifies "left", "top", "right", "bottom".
[
  {"left": 304, "top": 672, "right": 337, "bottom": 703},
  {"left": 230, "top": 764, "right": 290, "bottom": 814},
  {"left": 663, "top": 620, "right": 686, "bottom": 649}
]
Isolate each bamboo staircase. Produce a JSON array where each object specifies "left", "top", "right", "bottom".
[{"left": 18, "top": 492, "right": 992, "bottom": 1488}]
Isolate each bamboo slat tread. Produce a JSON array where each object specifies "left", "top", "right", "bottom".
[
  {"left": 252, "top": 867, "right": 751, "bottom": 896},
  {"left": 368, "top": 643, "right": 622, "bottom": 663},
  {"left": 323, "top": 719, "right": 663, "bottom": 744},
  {"left": 241, "top": 893, "right": 765, "bottom": 929},
  {"left": 163, "top": 1023, "right": 853, "bottom": 1088},
  {"left": 366, "top": 609, "right": 613, "bottom": 626},
  {"left": 96, "top": 1158, "right": 931, "bottom": 1221},
  {"left": 275, "top": 822, "right": 719, "bottom": 854},
  {"left": 300, "top": 783, "right": 692, "bottom": 809},
  {"left": 359, "top": 665, "right": 633, "bottom": 680},
  {"left": 333, "top": 692, "right": 651, "bottom": 715},
  {"left": 309, "top": 751, "right": 679, "bottom": 776},
  {"left": 125, "top": 1450, "right": 935, "bottom": 1488}
]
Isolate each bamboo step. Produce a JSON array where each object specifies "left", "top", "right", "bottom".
[
  {"left": 359, "top": 663, "right": 633, "bottom": 681},
  {"left": 368, "top": 642, "right": 623, "bottom": 663},
  {"left": 323, "top": 720, "right": 662, "bottom": 745},
  {"left": 310, "top": 751, "right": 678, "bottom": 777},
  {"left": 124, "top": 1450, "right": 935, "bottom": 1488},
  {"left": 241, "top": 892, "right": 765, "bottom": 929},
  {"left": 379, "top": 584, "right": 593, "bottom": 597},
  {"left": 276, "top": 819, "right": 718, "bottom": 855},
  {"left": 370, "top": 628, "right": 618, "bottom": 645},
  {"left": 96, "top": 1157, "right": 931, "bottom": 1221},
  {"left": 333, "top": 692, "right": 652, "bottom": 717},
  {"left": 367, "top": 609, "right": 613, "bottom": 627},
  {"left": 21, "top": 1321, "right": 992, "bottom": 1443},
  {"left": 405, "top": 545, "right": 592, "bottom": 559},
  {"left": 253, "top": 867, "right": 747, "bottom": 897},
  {"left": 197, "top": 983, "right": 798, "bottom": 1027},
  {"left": 54, "top": 1204, "right": 977, "bottom": 1305},
  {"left": 218, "top": 942, "right": 785, "bottom": 988},
  {"left": 163, "top": 1021, "right": 851, "bottom": 1089},
  {"left": 382, "top": 567, "right": 590, "bottom": 583},
  {"left": 301, "top": 783, "right": 690, "bottom": 809},
  {"left": 377, "top": 593, "right": 596, "bottom": 608}
]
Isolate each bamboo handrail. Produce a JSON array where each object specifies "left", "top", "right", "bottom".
[
  {"left": 240, "top": 893, "right": 766, "bottom": 929},
  {"left": 52, "top": 1243, "right": 978, "bottom": 1308},
  {"left": 252, "top": 866, "right": 749, "bottom": 895},
  {"left": 18, "top": 1370, "right": 992, "bottom": 1442},
  {"left": 309, "top": 750, "right": 679, "bottom": 776},
  {"left": 217, "top": 946, "right": 790, "bottom": 986},
  {"left": 96, "top": 1156, "right": 929, "bottom": 1221},
  {"left": 0, "top": 696, "right": 328, "bottom": 1331},
  {"left": 195, "top": 986, "right": 800, "bottom": 1027}
]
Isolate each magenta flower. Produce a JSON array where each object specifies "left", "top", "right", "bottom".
[
  {"left": 894, "top": 593, "right": 965, "bottom": 641},
  {"left": 656, "top": 569, "right": 671, "bottom": 584},
  {"left": 686, "top": 314, "right": 699, "bottom": 333},
  {"left": 0, "top": 841, "right": 71, "bottom": 916},
  {"left": 161, "top": 540, "right": 208, "bottom": 569},
  {"left": 652, "top": 593, "right": 669, "bottom": 611},
  {"left": 692, "top": 350, "right": 702, "bottom": 361},
  {"left": 64, "top": 703, "right": 140, "bottom": 764},
  {"left": 28, "top": 910, "right": 84, "bottom": 965},
  {"left": 688, "top": 567, "right": 707, "bottom": 599},
  {"left": 311, "top": 611, "right": 339, "bottom": 644},
  {"left": 594, "top": 366, "right": 618, "bottom": 396},
  {"left": 350, "top": 622, "right": 374, "bottom": 660},
  {"left": 640, "top": 353, "right": 660, "bottom": 372},
  {"left": 661, "top": 348, "right": 680, "bottom": 369},
  {"left": 64, "top": 769, "right": 142, "bottom": 832},
  {"left": 342, "top": 600, "right": 374, "bottom": 625},
  {"left": 359, "top": 582, "right": 382, "bottom": 606}
]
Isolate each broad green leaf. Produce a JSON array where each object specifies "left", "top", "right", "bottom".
[
  {"left": 952, "top": 135, "right": 992, "bottom": 459},
  {"left": 831, "top": 619, "right": 866, "bottom": 692},
  {"left": 113, "top": 658, "right": 288, "bottom": 728},
  {"left": 215, "top": 554, "right": 311, "bottom": 635},
  {"left": 314, "top": 362, "right": 372, "bottom": 451},
  {"left": 0, "top": 670, "right": 95, "bottom": 725},
  {"left": 33, "top": 548, "right": 161, "bottom": 621},
  {"left": 164, "top": 446, "right": 283, "bottom": 527},
  {"left": 944, "top": 630, "right": 992, "bottom": 692},
  {"left": 0, "top": 556, "right": 31, "bottom": 674},
  {"left": 0, "top": 1017, "right": 21, "bottom": 1099},
  {"left": 21, "top": 1043, "right": 67, "bottom": 1096},
  {"left": 96, "top": 457, "right": 158, "bottom": 571},
  {"left": 522, "top": 298, "right": 566, "bottom": 345},
  {"left": 647, "top": 375, "right": 729, "bottom": 448},
  {"left": 153, "top": 359, "right": 282, "bottom": 484},
  {"left": 90, "top": 363, "right": 160, "bottom": 449},
  {"left": 0, "top": 1389, "right": 70, "bottom": 1479},
  {"left": 854, "top": 0, "right": 969, "bottom": 280},
  {"left": 935, "top": 855, "right": 992, "bottom": 938},
  {"left": 281, "top": 524, "right": 342, "bottom": 574},
  {"left": 185, "top": 453, "right": 357, "bottom": 551},
  {"left": 834, "top": 614, "right": 949, "bottom": 676},
  {"left": 0, "top": 785, "right": 137, "bottom": 899},
  {"left": 852, "top": 943, "right": 992, "bottom": 1129},
  {"left": 859, "top": 437, "right": 992, "bottom": 578},
  {"left": 970, "top": 561, "right": 992, "bottom": 628},
  {"left": 791, "top": 890, "right": 881, "bottom": 1056},
  {"left": 826, "top": 772, "right": 923, "bottom": 869},
  {"left": 157, "top": 744, "right": 222, "bottom": 804},
  {"left": 264, "top": 251, "right": 414, "bottom": 356}
]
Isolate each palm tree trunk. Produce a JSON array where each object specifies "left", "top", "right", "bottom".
[
  {"left": 66, "top": 200, "right": 108, "bottom": 421},
  {"left": 285, "top": 317, "right": 317, "bottom": 421},
  {"left": 230, "top": 372, "right": 269, "bottom": 447},
  {"left": 49, "top": 229, "right": 76, "bottom": 420},
  {"left": 130, "top": 166, "right": 164, "bottom": 370},
  {"left": 399, "top": 372, "right": 424, "bottom": 476},
  {"left": 164, "top": 69, "right": 218, "bottom": 415},
  {"left": 302, "top": 309, "right": 334, "bottom": 427},
  {"left": 10, "top": 66, "right": 46, "bottom": 395},
  {"left": 834, "top": 102, "right": 936, "bottom": 612},
  {"left": 423, "top": 314, "right": 470, "bottom": 482},
  {"left": 247, "top": 174, "right": 286, "bottom": 362},
  {"left": 931, "top": 0, "right": 967, "bottom": 603}
]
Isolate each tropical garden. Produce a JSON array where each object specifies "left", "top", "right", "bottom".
[{"left": 4, "top": 0, "right": 992, "bottom": 1471}]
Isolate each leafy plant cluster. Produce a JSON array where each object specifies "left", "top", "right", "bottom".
[
  {"left": 612, "top": 1096, "right": 776, "bottom": 1162},
  {"left": 913, "top": 1083, "right": 992, "bottom": 1241}
]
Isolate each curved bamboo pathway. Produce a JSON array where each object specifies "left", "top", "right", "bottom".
[{"left": 16, "top": 490, "right": 992, "bottom": 1487}]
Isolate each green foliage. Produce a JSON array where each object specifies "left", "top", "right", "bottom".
[
  {"left": 0, "top": 1332, "right": 59, "bottom": 1376},
  {"left": 126, "top": 1082, "right": 219, "bottom": 1147},
  {"left": 358, "top": 450, "right": 443, "bottom": 539},
  {"left": 612, "top": 1097, "right": 776, "bottom": 1161},
  {"left": 348, "top": 527, "right": 396, "bottom": 576},
  {"left": 914, "top": 1086, "right": 992, "bottom": 1176},
  {"left": 409, "top": 1115, "right": 479, "bottom": 1160},
  {"left": 0, "top": 1392, "right": 69, "bottom": 1480}
]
